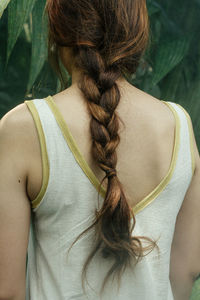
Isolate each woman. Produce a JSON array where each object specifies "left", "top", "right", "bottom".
[{"left": 0, "top": 0, "right": 199, "bottom": 299}]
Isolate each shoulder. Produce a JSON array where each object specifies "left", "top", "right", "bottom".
[
  {"left": 0, "top": 102, "right": 37, "bottom": 175},
  {"left": 132, "top": 88, "right": 176, "bottom": 136},
  {"left": 0, "top": 102, "right": 34, "bottom": 141}
]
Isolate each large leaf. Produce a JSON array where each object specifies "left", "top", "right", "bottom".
[
  {"left": 151, "top": 36, "right": 190, "bottom": 85},
  {"left": 0, "top": 0, "right": 11, "bottom": 18},
  {"left": 147, "top": 0, "right": 161, "bottom": 16},
  {"left": 160, "top": 62, "right": 185, "bottom": 102},
  {"left": 7, "top": 0, "right": 36, "bottom": 62},
  {"left": 27, "top": 0, "right": 48, "bottom": 92}
]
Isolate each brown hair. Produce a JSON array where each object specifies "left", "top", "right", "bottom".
[{"left": 46, "top": 0, "right": 160, "bottom": 295}]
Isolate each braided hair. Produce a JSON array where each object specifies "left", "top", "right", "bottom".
[{"left": 46, "top": 0, "right": 160, "bottom": 295}]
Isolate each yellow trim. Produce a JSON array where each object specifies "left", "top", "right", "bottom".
[
  {"left": 176, "top": 104, "right": 195, "bottom": 177},
  {"left": 45, "top": 96, "right": 180, "bottom": 215},
  {"left": 44, "top": 96, "right": 106, "bottom": 200},
  {"left": 132, "top": 101, "right": 181, "bottom": 214},
  {"left": 24, "top": 100, "right": 50, "bottom": 210}
]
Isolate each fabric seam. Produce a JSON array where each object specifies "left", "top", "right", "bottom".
[
  {"left": 45, "top": 96, "right": 106, "bottom": 199},
  {"left": 176, "top": 104, "right": 195, "bottom": 177},
  {"left": 24, "top": 100, "right": 50, "bottom": 210}
]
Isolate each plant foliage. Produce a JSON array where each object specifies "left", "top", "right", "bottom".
[{"left": 0, "top": 0, "right": 10, "bottom": 18}]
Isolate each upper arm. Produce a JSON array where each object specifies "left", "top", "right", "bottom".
[
  {"left": 0, "top": 104, "right": 31, "bottom": 299},
  {"left": 170, "top": 111, "right": 200, "bottom": 281}
]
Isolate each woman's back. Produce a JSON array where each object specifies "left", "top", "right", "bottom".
[
  {"left": 26, "top": 81, "right": 182, "bottom": 211},
  {"left": 24, "top": 80, "right": 195, "bottom": 299}
]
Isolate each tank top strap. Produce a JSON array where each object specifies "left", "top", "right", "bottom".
[
  {"left": 165, "top": 101, "right": 195, "bottom": 179},
  {"left": 24, "top": 98, "right": 78, "bottom": 210}
]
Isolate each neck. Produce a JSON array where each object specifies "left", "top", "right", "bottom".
[{"left": 70, "top": 68, "right": 129, "bottom": 88}]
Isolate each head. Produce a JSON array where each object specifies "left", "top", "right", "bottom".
[{"left": 46, "top": 0, "right": 159, "bottom": 295}]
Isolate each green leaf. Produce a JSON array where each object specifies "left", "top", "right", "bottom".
[
  {"left": 0, "top": 0, "right": 11, "bottom": 18},
  {"left": 27, "top": 0, "right": 48, "bottom": 92},
  {"left": 190, "top": 276, "right": 200, "bottom": 299},
  {"left": 151, "top": 36, "right": 190, "bottom": 85},
  {"left": 159, "top": 62, "right": 184, "bottom": 101},
  {"left": 147, "top": 0, "right": 161, "bottom": 16},
  {"left": 7, "top": 0, "right": 36, "bottom": 62}
]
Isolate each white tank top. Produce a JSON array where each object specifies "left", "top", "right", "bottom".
[{"left": 24, "top": 96, "right": 195, "bottom": 300}]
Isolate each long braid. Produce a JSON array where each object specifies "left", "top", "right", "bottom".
[
  {"left": 74, "top": 46, "right": 158, "bottom": 294},
  {"left": 46, "top": 0, "right": 160, "bottom": 296}
]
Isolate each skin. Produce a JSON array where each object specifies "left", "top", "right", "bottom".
[{"left": 0, "top": 47, "right": 199, "bottom": 299}]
